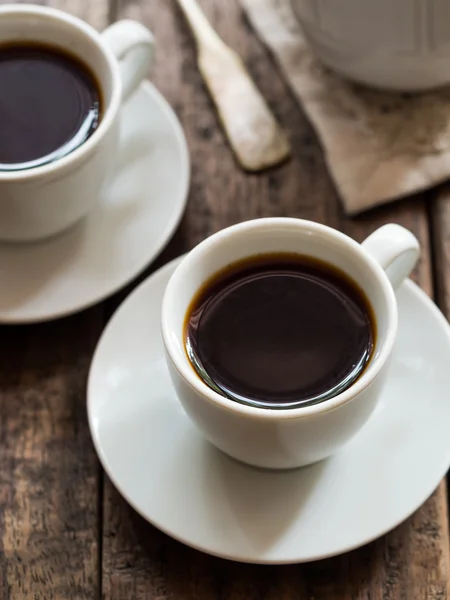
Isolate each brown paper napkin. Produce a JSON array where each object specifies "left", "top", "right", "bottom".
[{"left": 241, "top": 0, "right": 450, "bottom": 214}]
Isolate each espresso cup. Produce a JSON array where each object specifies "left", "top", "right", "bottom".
[
  {"left": 0, "top": 5, "right": 154, "bottom": 242},
  {"left": 162, "top": 218, "right": 420, "bottom": 470}
]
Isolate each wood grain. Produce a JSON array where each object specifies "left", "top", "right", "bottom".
[
  {"left": 101, "top": 1, "right": 450, "bottom": 599},
  {"left": 430, "top": 185, "right": 450, "bottom": 318},
  {"left": 0, "top": 314, "right": 103, "bottom": 600},
  {"left": 0, "top": 2, "right": 109, "bottom": 599}
]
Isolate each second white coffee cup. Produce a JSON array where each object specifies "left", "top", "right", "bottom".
[{"left": 0, "top": 4, "right": 154, "bottom": 242}]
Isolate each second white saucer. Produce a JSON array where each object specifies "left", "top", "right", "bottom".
[
  {"left": 0, "top": 81, "right": 189, "bottom": 323},
  {"left": 88, "top": 257, "right": 450, "bottom": 564}
]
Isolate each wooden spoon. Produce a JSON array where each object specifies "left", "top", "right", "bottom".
[{"left": 176, "top": 0, "right": 291, "bottom": 171}]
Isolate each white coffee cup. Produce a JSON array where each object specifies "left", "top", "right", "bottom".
[
  {"left": 162, "top": 218, "right": 420, "bottom": 470},
  {"left": 291, "top": 0, "right": 450, "bottom": 91},
  {"left": 0, "top": 5, "right": 154, "bottom": 242}
]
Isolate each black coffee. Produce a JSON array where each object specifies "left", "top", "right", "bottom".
[
  {"left": 185, "top": 254, "right": 375, "bottom": 409},
  {"left": 0, "top": 43, "right": 102, "bottom": 171}
]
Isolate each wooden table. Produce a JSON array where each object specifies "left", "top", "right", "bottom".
[{"left": 1, "top": 0, "right": 450, "bottom": 598}]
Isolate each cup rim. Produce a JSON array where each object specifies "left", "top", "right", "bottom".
[
  {"left": 0, "top": 4, "right": 121, "bottom": 182},
  {"left": 161, "top": 217, "right": 399, "bottom": 421}
]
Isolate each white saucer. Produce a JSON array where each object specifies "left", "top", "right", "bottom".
[
  {"left": 88, "top": 257, "right": 450, "bottom": 564},
  {"left": 0, "top": 82, "right": 189, "bottom": 324}
]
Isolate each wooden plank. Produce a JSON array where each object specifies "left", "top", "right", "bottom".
[
  {"left": 430, "top": 185, "right": 450, "bottom": 318},
  {"left": 0, "top": 314, "right": 103, "bottom": 600},
  {"left": 430, "top": 181, "right": 450, "bottom": 541},
  {"left": 102, "top": 1, "right": 450, "bottom": 598},
  {"left": 0, "top": 2, "right": 110, "bottom": 599}
]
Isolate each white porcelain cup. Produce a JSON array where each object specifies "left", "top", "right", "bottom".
[
  {"left": 0, "top": 5, "right": 154, "bottom": 242},
  {"left": 162, "top": 218, "right": 420, "bottom": 470},
  {"left": 291, "top": 0, "right": 450, "bottom": 91}
]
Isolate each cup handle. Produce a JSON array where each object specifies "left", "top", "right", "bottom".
[
  {"left": 361, "top": 224, "right": 420, "bottom": 290},
  {"left": 101, "top": 19, "right": 155, "bottom": 101}
]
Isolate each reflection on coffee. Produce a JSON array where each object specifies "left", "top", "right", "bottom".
[
  {"left": 0, "top": 43, "right": 102, "bottom": 171},
  {"left": 184, "top": 253, "right": 375, "bottom": 409}
]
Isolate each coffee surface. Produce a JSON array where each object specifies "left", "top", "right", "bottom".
[
  {"left": 0, "top": 43, "right": 101, "bottom": 170},
  {"left": 185, "top": 254, "right": 375, "bottom": 409}
]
